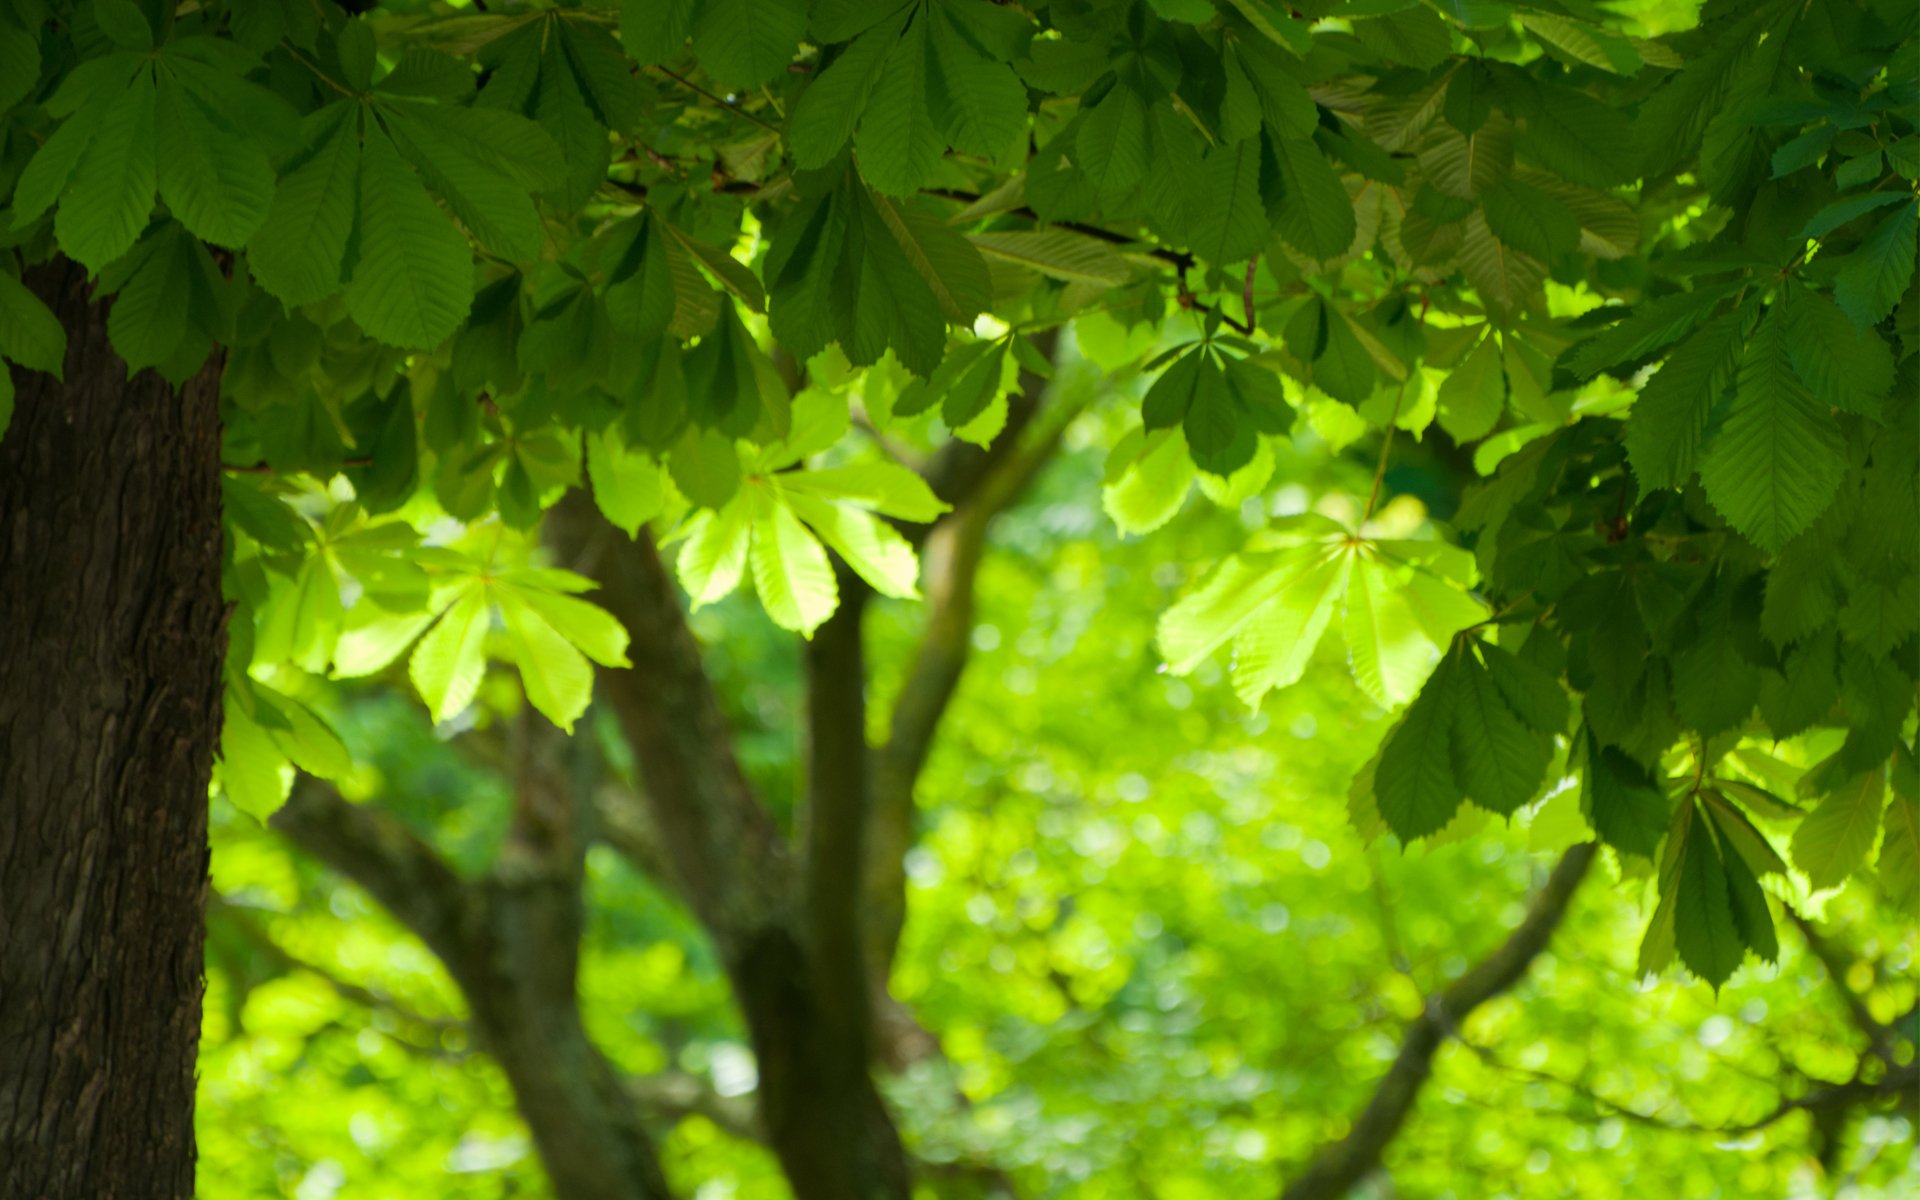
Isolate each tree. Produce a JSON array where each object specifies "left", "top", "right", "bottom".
[{"left": 0, "top": 0, "right": 1914, "bottom": 1195}]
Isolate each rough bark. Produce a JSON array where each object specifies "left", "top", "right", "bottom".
[
  {"left": 1279, "top": 843, "right": 1597, "bottom": 1200},
  {"left": 0, "top": 258, "right": 226, "bottom": 1199}
]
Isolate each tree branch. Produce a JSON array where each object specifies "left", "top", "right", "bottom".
[
  {"left": 207, "top": 895, "right": 461, "bottom": 1036},
  {"left": 543, "top": 494, "right": 793, "bottom": 960},
  {"left": 1786, "top": 909, "right": 1903, "bottom": 1064},
  {"left": 801, "top": 581, "right": 880, "bottom": 1064},
  {"left": 1278, "top": 842, "right": 1597, "bottom": 1200},
  {"left": 272, "top": 778, "right": 487, "bottom": 985}
]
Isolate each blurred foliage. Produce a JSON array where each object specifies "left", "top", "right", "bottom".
[{"left": 200, "top": 330, "right": 1916, "bottom": 1197}]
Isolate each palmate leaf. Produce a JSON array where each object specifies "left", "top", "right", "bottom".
[
  {"left": 673, "top": 455, "right": 949, "bottom": 631},
  {"left": 1158, "top": 522, "right": 1484, "bottom": 711},
  {"left": 1697, "top": 309, "right": 1845, "bottom": 552}
]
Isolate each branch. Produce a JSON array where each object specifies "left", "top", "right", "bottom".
[
  {"left": 1723, "top": 1065, "right": 1920, "bottom": 1134},
  {"left": 207, "top": 895, "right": 462, "bottom": 1036},
  {"left": 272, "top": 778, "right": 488, "bottom": 988},
  {"left": 800, "top": 581, "right": 880, "bottom": 1063},
  {"left": 1787, "top": 909, "right": 1903, "bottom": 1064},
  {"left": 1460, "top": 1036, "right": 1920, "bottom": 1137},
  {"left": 1278, "top": 843, "right": 1597, "bottom": 1200},
  {"left": 543, "top": 494, "right": 793, "bottom": 961}
]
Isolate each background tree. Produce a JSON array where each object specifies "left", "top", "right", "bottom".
[{"left": 0, "top": 0, "right": 1914, "bottom": 1195}]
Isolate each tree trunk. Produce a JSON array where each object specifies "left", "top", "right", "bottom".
[{"left": 0, "top": 258, "right": 225, "bottom": 1199}]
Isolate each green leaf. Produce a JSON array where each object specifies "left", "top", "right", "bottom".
[
  {"left": 1343, "top": 556, "right": 1436, "bottom": 708},
  {"left": 55, "top": 67, "right": 155, "bottom": 272},
  {"left": 587, "top": 428, "right": 667, "bottom": 537},
  {"left": 1839, "top": 577, "right": 1920, "bottom": 658},
  {"left": 409, "top": 586, "right": 491, "bottom": 723},
  {"left": 0, "top": 16, "right": 40, "bottom": 114},
  {"left": 219, "top": 698, "right": 293, "bottom": 821},
  {"left": 106, "top": 226, "right": 191, "bottom": 372},
  {"left": 495, "top": 587, "right": 595, "bottom": 730},
  {"left": 677, "top": 491, "right": 753, "bottom": 603},
  {"left": 1417, "top": 115, "right": 1512, "bottom": 201},
  {"left": 1350, "top": 7, "right": 1451, "bottom": 71},
  {"left": 249, "top": 105, "right": 361, "bottom": 307},
  {"left": 1671, "top": 619, "right": 1760, "bottom": 739},
  {"left": 775, "top": 461, "right": 948, "bottom": 522},
  {"left": 928, "top": 4, "right": 1028, "bottom": 158},
  {"left": 1584, "top": 736, "right": 1669, "bottom": 859},
  {"left": 1102, "top": 427, "right": 1195, "bottom": 536},
  {"left": 385, "top": 106, "right": 546, "bottom": 262},
  {"left": 1450, "top": 646, "right": 1549, "bottom": 816},
  {"left": 781, "top": 490, "right": 921, "bottom": 598},
  {"left": 1269, "top": 136, "right": 1355, "bottom": 261},
  {"left": 1076, "top": 87, "right": 1149, "bottom": 208},
  {"left": 1181, "top": 350, "right": 1253, "bottom": 475},
  {"left": 1673, "top": 806, "right": 1746, "bottom": 989},
  {"left": 1832, "top": 202, "right": 1918, "bottom": 330},
  {"left": 694, "top": 0, "right": 806, "bottom": 87},
  {"left": 153, "top": 70, "right": 274, "bottom": 248},
  {"left": 870, "top": 192, "right": 992, "bottom": 324},
  {"left": 1435, "top": 330, "right": 1504, "bottom": 441},
  {"left": 786, "top": 13, "right": 902, "bottom": 168},
  {"left": 623, "top": 0, "right": 697, "bottom": 64},
  {"left": 1624, "top": 312, "right": 1743, "bottom": 491},
  {"left": 968, "top": 230, "right": 1133, "bottom": 286},
  {"left": 345, "top": 123, "right": 475, "bottom": 349},
  {"left": 1142, "top": 345, "right": 1208, "bottom": 431},
  {"left": 1458, "top": 212, "right": 1545, "bottom": 324},
  {"left": 1782, "top": 285, "right": 1894, "bottom": 418},
  {"left": 855, "top": 14, "right": 940, "bottom": 195},
  {"left": 1192, "top": 137, "right": 1268, "bottom": 265},
  {"left": 1791, "top": 767, "right": 1885, "bottom": 889},
  {"left": 1228, "top": 549, "right": 1351, "bottom": 706},
  {"left": 1375, "top": 653, "right": 1465, "bottom": 840},
  {"left": 749, "top": 488, "right": 838, "bottom": 634},
  {"left": 0, "top": 272, "right": 66, "bottom": 378},
  {"left": 1698, "top": 311, "right": 1845, "bottom": 553},
  {"left": 1480, "top": 178, "right": 1580, "bottom": 262}
]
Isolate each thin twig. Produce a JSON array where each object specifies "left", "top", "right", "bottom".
[
  {"left": 648, "top": 65, "right": 780, "bottom": 132},
  {"left": 223, "top": 456, "right": 373, "bottom": 474}
]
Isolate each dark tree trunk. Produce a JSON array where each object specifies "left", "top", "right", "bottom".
[{"left": 0, "top": 258, "right": 225, "bottom": 1199}]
